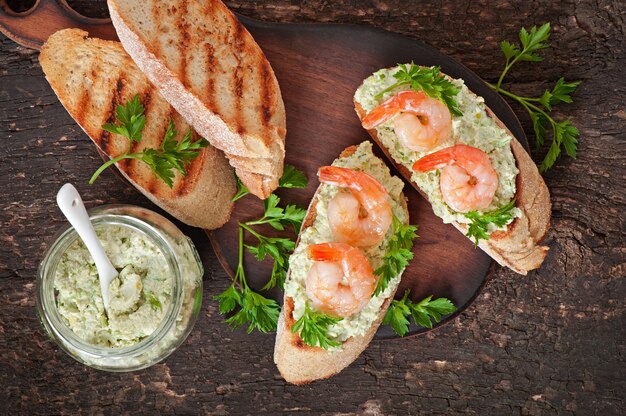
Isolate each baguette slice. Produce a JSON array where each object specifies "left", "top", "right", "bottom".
[
  {"left": 108, "top": 0, "right": 286, "bottom": 199},
  {"left": 274, "top": 142, "right": 409, "bottom": 384},
  {"left": 354, "top": 67, "right": 550, "bottom": 274},
  {"left": 39, "top": 29, "right": 235, "bottom": 229}
]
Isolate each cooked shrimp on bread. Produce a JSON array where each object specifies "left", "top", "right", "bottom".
[
  {"left": 318, "top": 166, "right": 392, "bottom": 248},
  {"left": 412, "top": 144, "right": 498, "bottom": 213},
  {"left": 305, "top": 243, "right": 377, "bottom": 318},
  {"left": 361, "top": 90, "right": 452, "bottom": 152}
]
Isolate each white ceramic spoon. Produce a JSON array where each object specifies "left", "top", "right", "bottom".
[{"left": 56, "top": 183, "right": 118, "bottom": 312}]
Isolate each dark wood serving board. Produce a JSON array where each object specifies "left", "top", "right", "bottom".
[{"left": 0, "top": 2, "right": 527, "bottom": 339}]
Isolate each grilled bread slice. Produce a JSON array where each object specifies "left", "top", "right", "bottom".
[
  {"left": 108, "top": 0, "right": 286, "bottom": 199},
  {"left": 39, "top": 29, "right": 236, "bottom": 229},
  {"left": 274, "top": 142, "right": 410, "bottom": 384},
  {"left": 354, "top": 66, "right": 550, "bottom": 274}
]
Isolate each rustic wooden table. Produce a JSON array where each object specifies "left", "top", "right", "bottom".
[{"left": 1, "top": 1, "right": 624, "bottom": 414}]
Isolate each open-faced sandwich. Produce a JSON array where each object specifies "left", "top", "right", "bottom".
[
  {"left": 354, "top": 64, "right": 551, "bottom": 274},
  {"left": 39, "top": 29, "right": 235, "bottom": 229},
  {"left": 108, "top": 0, "right": 286, "bottom": 199},
  {"left": 274, "top": 141, "right": 414, "bottom": 384}
]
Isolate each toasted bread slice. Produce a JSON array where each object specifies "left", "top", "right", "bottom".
[
  {"left": 107, "top": 0, "right": 286, "bottom": 199},
  {"left": 354, "top": 67, "right": 550, "bottom": 274},
  {"left": 39, "top": 29, "right": 235, "bottom": 229},
  {"left": 274, "top": 142, "right": 410, "bottom": 384}
]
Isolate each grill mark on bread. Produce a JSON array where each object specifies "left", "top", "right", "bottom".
[
  {"left": 204, "top": 42, "right": 217, "bottom": 112},
  {"left": 259, "top": 62, "right": 273, "bottom": 131},
  {"left": 151, "top": 2, "right": 162, "bottom": 56},
  {"left": 177, "top": 1, "right": 190, "bottom": 89},
  {"left": 98, "top": 75, "right": 125, "bottom": 153},
  {"left": 232, "top": 21, "right": 246, "bottom": 135}
]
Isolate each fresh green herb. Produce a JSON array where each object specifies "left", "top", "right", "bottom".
[
  {"left": 464, "top": 200, "right": 516, "bottom": 245},
  {"left": 242, "top": 194, "right": 306, "bottom": 290},
  {"left": 374, "top": 63, "right": 462, "bottom": 116},
  {"left": 279, "top": 165, "right": 308, "bottom": 189},
  {"left": 292, "top": 302, "right": 342, "bottom": 349},
  {"left": 102, "top": 94, "right": 146, "bottom": 142},
  {"left": 146, "top": 291, "right": 162, "bottom": 311},
  {"left": 214, "top": 228, "right": 281, "bottom": 333},
  {"left": 490, "top": 23, "right": 581, "bottom": 172},
  {"left": 215, "top": 168, "right": 308, "bottom": 332},
  {"left": 373, "top": 216, "right": 418, "bottom": 296},
  {"left": 232, "top": 164, "right": 308, "bottom": 202},
  {"left": 232, "top": 176, "right": 250, "bottom": 202},
  {"left": 91, "top": 94, "right": 208, "bottom": 187},
  {"left": 383, "top": 290, "right": 456, "bottom": 336}
]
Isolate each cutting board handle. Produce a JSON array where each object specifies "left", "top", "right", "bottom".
[{"left": 0, "top": 0, "right": 117, "bottom": 49}]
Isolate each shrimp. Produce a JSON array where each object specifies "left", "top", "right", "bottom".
[
  {"left": 412, "top": 144, "right": 498, "bottom": 213},
  {"left": 318, "top": 166, "right": 392, "bottom": 248},
  {"left": 361, "top": 90, "right": 452, "bottom": 151},
  {"left": 306, "top": 243, "right": 376, "bottom": 317}
]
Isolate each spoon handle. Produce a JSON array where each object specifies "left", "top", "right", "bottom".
[{"left": 56, "top": 184, "right": 117, "bottom": 308}]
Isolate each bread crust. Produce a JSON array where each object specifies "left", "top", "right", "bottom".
[
  {"left": 39, "top": 29, "right": 235, "bottom": 230},
  {"left": 274, "top": 145, "right": 410, "bottom": 384},
  {"left": 354, "top": 76, "right": 551, "bottom": 275},
  {"left": 107, "top": 0, "right": 286, "bottom": 199}
]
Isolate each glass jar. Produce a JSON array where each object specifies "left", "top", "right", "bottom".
[{"left": 36, "top": 204, "right": 203, "bottom": 372}]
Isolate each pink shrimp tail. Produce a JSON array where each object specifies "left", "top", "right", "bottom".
[
  {"left": 413, "top": 144, "right": 491, "bottom": 173},
  {"left": 412, "top": 148, "right": 456, "bottom": 172},
  {"left": 361, "top": 90, "right": 427, "bottom": 129},
  {"left": 318, "top": 166, "right": 388, "bottom": 196},
  {"left": 308, "top": 243, "right": 349, "bottom": 262}
]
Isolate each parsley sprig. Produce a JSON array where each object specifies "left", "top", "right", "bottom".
[
  {"left": 90, "top": 94, "right": 208, "bottom": 187},
  {"left": 383, "top": 290, "right": 456, "bottom": 337},
  {"left": 374, "top": 63, "right": 462, "bottom": 117},
  {"left": 214, "top": 227, "right": 281, "bottom": 333},
  {"left": 464, "top": 200, "right": 516, "bottom": 245},
  {"left": 214, "top": 168, "right": 308, "bottom": 333},
  {"left": 490, "top": 23, "right": 581, "bottom": 172},
  {"left": 373, "top": 216, "right": 418, "bottom": 296},
  {"left": 292, "top": 302, "right": 342, "bottom": 349},
  {"left": 241, "top": 194, "right": 306, "bottom": 290}
]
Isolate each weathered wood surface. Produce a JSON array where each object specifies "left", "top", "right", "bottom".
[{"left": 0, "top": 0, "right": 624, "bottom": 414}]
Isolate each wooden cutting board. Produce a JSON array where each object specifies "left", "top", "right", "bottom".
[{"left": 0, "top": 1, "right": 528, "bottom": 338}]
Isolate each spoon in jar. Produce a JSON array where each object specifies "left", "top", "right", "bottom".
[{"left": 56, "top": 183, "right": 118, "bottom": 313}]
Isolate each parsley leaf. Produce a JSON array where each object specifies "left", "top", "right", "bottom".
[
  {"left": 102, "top": 94, "right": 146, "bottom": 142},
  {"left": 232, "top": 164, "right": 308, "bottom": 202},
  {"left": 91, "top": 95, "right": 207, "bottom": 188},
  {"left": 374, "top": 63, "right": 462, "bottom": 116},
  {"left": 232, "top": 176, "right": 250, "bottom": 202},
  {"left": 464, "top": 200, "right": 516, "bottom": 245},
  {"left": 279, "top": 165, "right": 308, "bottom": 189},
  {"left": 214, "top": 284, "right": 241, "bottom": 314},
  {"left": 383, "top": 290, "right": 456, "bottom": 336},
  {"left": 490, "top": 23, "right": 581, "bottom": 172},
  {"left": 292, "top": 302, "right": 342, "bottom": 349},
  {"left": 246, "top": 194, "right": 307, "bottom": 233},
  {"left": 373, "top": 216, "right": 418, "bottom": 296}
]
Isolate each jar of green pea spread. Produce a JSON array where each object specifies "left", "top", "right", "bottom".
[{"left": 36, "top": 205, "right": 203, "bottom": 372}]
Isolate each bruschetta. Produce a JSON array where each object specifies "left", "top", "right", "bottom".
[
  {"left": 274, "top": 141, "right": 412, "bottom": 384},
  {"left": 354, "top": 64, "right": 550, "bottom": 274}
]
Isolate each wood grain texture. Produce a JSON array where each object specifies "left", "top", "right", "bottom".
[{"left": 0, "top": 1, "right": 624, "bottom": 415}]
